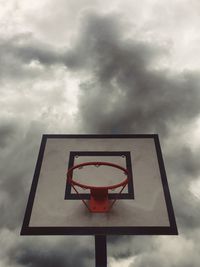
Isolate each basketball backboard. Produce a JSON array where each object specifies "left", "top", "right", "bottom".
[{"left": 21, "top": 134, "right": 178, "bottom": 235}]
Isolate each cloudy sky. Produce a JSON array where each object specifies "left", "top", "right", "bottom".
[{"left": 0, "top": 0, "right": 200, "bottom": 266}]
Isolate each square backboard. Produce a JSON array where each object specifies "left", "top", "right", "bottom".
[{"left": 21, "top": 134, "right": 178, "bottom": 235}]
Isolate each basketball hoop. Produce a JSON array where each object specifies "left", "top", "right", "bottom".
[{"left": 66, "top": 162, "right": 129, "bottom": 213}]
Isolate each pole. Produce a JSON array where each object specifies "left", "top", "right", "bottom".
[{"left": 95, "top": 235, "right": 107, "bottom": 267}]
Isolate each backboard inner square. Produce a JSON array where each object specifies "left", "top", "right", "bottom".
[{"left": 65, "top": 151, "right": 134, "bottom": 199}]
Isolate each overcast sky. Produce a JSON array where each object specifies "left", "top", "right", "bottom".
[{"left": 0, "top": 0, "right": 200, "bottom": 266}]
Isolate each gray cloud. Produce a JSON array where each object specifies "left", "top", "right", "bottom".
[
  {"left": 0, "top": 234, "right": 93, "bottom": 267},
  {"left": 13, "top": 238, "right": 94, "bottom": 267},
  {"left": 0, "top": 122, "right": 17, "bottom": 149},
  {"left": 0, "top": 121, "right": 46, "bottom": 230},
  {"left": 130, "top": 235, "right": 200, "bottom": 267},
  {"left": 66, "top": 13, "right": 200, "bottom": 136},
  {"left": 108, "top": 235, "right": 156, "bottom": 259},
  {"left": 163, "top": 142, "right": 200, "bottom": 230},
  {"left": 171, "top": 146, "right": 200, "bottom": 177},
  {"left": 0, "top": 33, "right": 62, "bottom": 80}
]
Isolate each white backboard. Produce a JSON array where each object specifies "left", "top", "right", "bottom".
[{"left": 21, "top": 134, "right": 177, "bottom": 235}]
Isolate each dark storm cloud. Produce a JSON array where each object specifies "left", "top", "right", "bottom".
[
  {"left": 176, "top": 147, "right": 200, "bottom": 177},
  {"left": 164, "top": 143, "right": 200, "bottom": 230},
  {"left": 64, "top": 13, "right": 166, "bottom": 73},
  {"left": 1, "top": 34, "right": 61, "bottom": 63},
  {"left": 9, "top": 237, "right": 94, "bottom": 267},
  {"left": 166, "top": 145, "right": 200, "bottom": 178},
  {"left": 63, "top": 13, "right": 200, "bottom": 136},
  {"left": 108, "top": 235, "right": 156, "bottom": 259},
  {"left": 175, "top": 187, "right": 200, "bottom": 230},
  {"left": 0, "top": 34, "right": 62, "bottom": 79},
  {"left": 0, "top": 121, "right": 46, "bottom": 229},
  {"left": 0, "top": 122, "right": 17, "bottom": 148}
]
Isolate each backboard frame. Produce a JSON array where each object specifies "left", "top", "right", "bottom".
[{"left": 21, "top": 134, "right": 178, "bottom": 236}]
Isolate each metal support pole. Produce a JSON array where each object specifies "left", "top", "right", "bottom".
[{"left": 95, "top": 235, "right": 107, "bottom": 267}]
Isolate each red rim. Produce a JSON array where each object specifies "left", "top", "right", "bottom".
[{"left": 67, "top": 161, "right": 129, "bottom": 190}]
